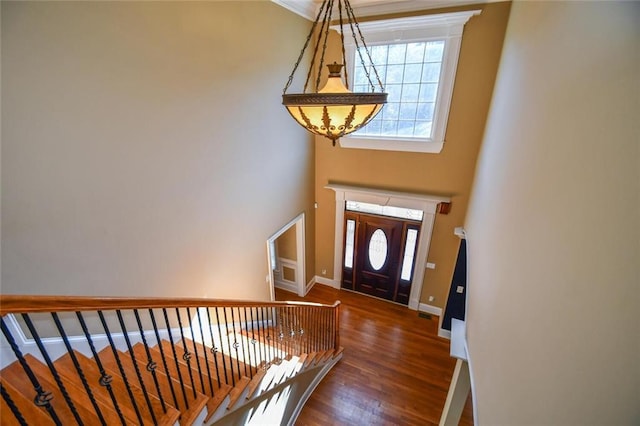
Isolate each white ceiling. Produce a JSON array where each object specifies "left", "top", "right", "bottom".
[{"left": 272, "top": 0, "right": 495, "bottom": 20}]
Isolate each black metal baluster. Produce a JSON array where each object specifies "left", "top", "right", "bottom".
[
  {"left": 76, "top": 312, "right": 127, "bottom": 425},
  {"left": 241, "top": 307, "right": 254, "bottom": 378},
  {"left": 175, "top": 308, "right": 199, "bottom": 394},
  {"left": 331, "top": 306, "right": 336, "bottom": 350},
  {"left": 115, "top": 310, "right": 157, "bottom": 424},
  {"left": 133, "top": 309, "right": 167, "bottom": 413},
  {"left": 214, "top": 308, "right": 230, "bottom": 386},
  {"left": 275, "top": 307, "right": 283, "bottom": 363},
  {"left": 312, "top": 307, "right": 318, "bottom": 352},
  {"left": 323, "top": 308, "right": 328, "bottom": 350},
  {"left": 293, "top": 307, "right": 298, "bottom": 356},
  {"left": 51, "top": 313, "right": 106, "bottom": 425},
  {"left": 283, "top": 307, "right": 287, "bottom": 358},
  {"left": 97, "top": 310, "right": 144, "bottom": 425},
  {"left": 1, "top": 382, "right": 28, "bottom": 426},
  {"left": 249, "top": 307, "right": 262, "bottom": 370},
  {"left": 205, "top": 308, "right": 222, "bottom": 387},
  {"left": 302, "top": 306, "right": 307, "bottom": 354},
  {"left": 185, "top": 307, "right": 206, "bottom": 395},
  {"left": 149, "top": 309, "right": 181, "bottom": 411},
  {"left": 288, "top": 307, "right": 294, "bottom": 356},
  {"left": 318, "top": 307, "right": 323, "bottom": 351},
  {"left": 0, "top": 318, "right": 61, "bottom": 425},
  {"left": 163, "top": 308, "right": 193, "bottom": 404},
  {"left": 231, "top": 308, "right": 247, "bottom": 377},
  {"left": 21, "top": 314, "right": 84, "bottom": 425},
  {"left": 320, "top": 308, "right": 325, "bottom": 350},
  {"left": 302, "top": 306, "right": 308, "bottom": 355},
  {"left": 258, "top": 307, "right": 271, "bottom": 365},
  {"left": 194, "top": 307, "right": 215, "bottom": 396},
  {"left": 223, "top": 308, "right": 238, "bottom": 385},
  {"left": 277, "top": 307, "right": 284, "bottom": 360},
  {"left": 289, "top": 306, "right": 295, "bottom": 356}
]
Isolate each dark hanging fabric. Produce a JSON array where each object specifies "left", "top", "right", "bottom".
[{"left": 442, "top": 238, "right": 467, "bottom": 331}]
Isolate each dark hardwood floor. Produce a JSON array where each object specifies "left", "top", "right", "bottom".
[{"left": 275, "top": 284, "right": 473, "bottom": 426}]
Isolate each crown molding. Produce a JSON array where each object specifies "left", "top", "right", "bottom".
[
  {"left": 272, "top": 0, "right": 318, "bottom": 20},
  {"left": 273, "top": 0, "right": 495, "bottom": 21}
]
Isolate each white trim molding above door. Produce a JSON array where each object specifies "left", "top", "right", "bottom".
[{"left": 325, "top": 184, "right": 450, "bottom": 311}]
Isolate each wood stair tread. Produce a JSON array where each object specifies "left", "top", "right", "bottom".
[
  {"left": 55, "top": 349, "right": 179, "bottom": 425},
  {"left": 175, "top": 338, "right": 253, "bottom": 386},
  {"left": 2, "top": 355, "right": 105, "bottom": 424},
  {"left": 1, "top": 377, "right": 56, "bottom": 425},
  {"left": 244, "top": 366, "right": 268, "bottom": 400},
  {"left": 97, "top": 347, "right": 208, "bottom": 426},
  {"left": 227, "top": 376, "right": 251, "bottom": 410},
  {"left": 139, "top": 341, "right": 233, "bottom": 421}
]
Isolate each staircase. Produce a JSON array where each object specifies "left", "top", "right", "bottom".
[{"left": 0, "top": 295, "right": 342, "bottom": 425}]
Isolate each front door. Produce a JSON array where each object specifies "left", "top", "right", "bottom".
[{"left": 342, "top": 211, "right": 421, "bottom": 305}]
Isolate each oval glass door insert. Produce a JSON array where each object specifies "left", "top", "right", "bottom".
[{"left": 368, "top": 229, "right": 388, "bottom": 270}]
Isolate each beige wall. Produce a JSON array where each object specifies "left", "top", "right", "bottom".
[
  {"left": 314, "top": 2, "right": 511, "bottom": 308},
  {"left": 1, "top": 1, "right": 315, "bottom": 300},
  {"left": 277, "top": 226, "right": 298, "bottom": 261},
  {"left": 465, "top": 1, "right": 639, "bottom": 423}
]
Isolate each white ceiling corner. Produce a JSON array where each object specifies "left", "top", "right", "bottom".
[{"left": 272, "top": 0, "right": 318, "bottom": 21}]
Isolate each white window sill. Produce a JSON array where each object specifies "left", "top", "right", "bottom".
[{"left": 338, "top": 136, "right": 444, "bottom": 154}]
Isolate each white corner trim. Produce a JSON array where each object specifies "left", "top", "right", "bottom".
[
  {"left": 438, "top": 328, "right": 451, "bottom": 339},
  {"left": 418, "top": 303, "right": 442, "bottom": 317},
  {"left": 271, "top": 0, "right": 317, "bottom": 20},
  {"left": 314, "top": 276, "right": 340, "bottom": 289},
  {"left": 305, "top": 277, "right": 316, "bottom": 295},
  {"left": 454, "top": 226, "right": 467, "bottom": 239}
]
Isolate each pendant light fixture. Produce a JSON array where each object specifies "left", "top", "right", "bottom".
[{"left": 282, "top": 0, "right": 387, "bottom": 145}]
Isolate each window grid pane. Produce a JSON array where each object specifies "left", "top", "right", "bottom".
[
  {"left": 344, "top": 219, "right": 356, "bottom": 269},
  {"left": 400, "top": 229, "right": 419, "bottom": 281},
  {"left": 346, "top": 201, "right": 424, "bottom": 221},
  {"left": 354, "top": 40, "right": 445, "bottom": 139}
]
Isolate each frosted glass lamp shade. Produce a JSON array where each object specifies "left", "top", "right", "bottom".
[{"left": 283, "top": 64, "right": 386, "bottom": 143}]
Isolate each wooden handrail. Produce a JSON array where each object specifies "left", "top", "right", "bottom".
[{"left": 0, "top": 295, "right": 340, "bottom": 315}]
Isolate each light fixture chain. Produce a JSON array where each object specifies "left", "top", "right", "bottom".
[
  {"left": 282, "top": 0, "right": 328, "bottom": 94},
  {"left": 338, "top": 0, "right": 349, "bottom": 90},
  {"left": 345, "top": 0, "right": 384, "bottom": 92},
  {"left": 304, "top": 0, "right": 333, "bottom": 93},
  {"left": 314, "top": 0, "right": 335, "bottom": 92}
]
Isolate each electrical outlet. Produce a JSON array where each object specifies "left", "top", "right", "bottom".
[
  {"left": 456, "top": 286, "right": 464, "bottom": 294},
  {"left": 321, "top": 269, "right": 327, "bottom": 275},
  {"left": 428, "top": 296, "right": 435, "bottom": 302}
]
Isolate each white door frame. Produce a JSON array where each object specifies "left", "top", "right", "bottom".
[
  {"left": 267, "top": 213, "right": 306, "bottom": 301},
  {"left": 325, "top": 184, "right": 450, "bottom": 310}
]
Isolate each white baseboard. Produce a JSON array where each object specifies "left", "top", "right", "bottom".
[
  {"left": 314, "top": 276, "right": 339, "bottom": 289},
  {"left": 274, "top": 279, "right": 298, "bottom": 294},
  {"left": 418, "top": 303, "right": 442, "bottom": 317}
]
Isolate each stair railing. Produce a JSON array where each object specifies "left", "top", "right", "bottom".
[{"left": 0, "top": 295, "right": 340, "bottom": 425}]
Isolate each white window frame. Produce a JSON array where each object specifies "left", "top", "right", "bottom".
[{"left": 337, "top": 10, "right": 481, "bottom": 153}]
